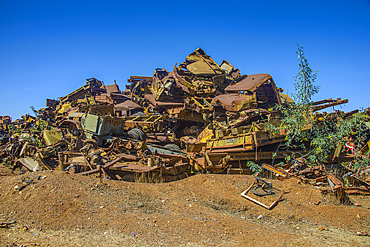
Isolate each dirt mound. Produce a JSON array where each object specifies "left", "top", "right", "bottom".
[{"left": 0, "top": 167, "right": 369, "bottom": 246}]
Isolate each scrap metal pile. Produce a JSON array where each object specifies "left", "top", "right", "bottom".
[{"left": 0, "top": 48, "right": 369, "bottom": 204}]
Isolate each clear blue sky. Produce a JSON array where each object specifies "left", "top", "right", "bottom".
[{"left": 1, "top": 0, "right": 369, "bottom": 120}]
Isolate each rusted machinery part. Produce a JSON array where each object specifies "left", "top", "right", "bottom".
[
  {"left": 50, "top": 139, "right": 70, "bottom": 148},
  {"left": 79, "top": 139, "right": 100, "bottom": 158},
  {"left": 80, "top": 156, "right": 123, "bottom": 175},
  {"left": 45, "top": 139, "right": 70, "bottom": 154},
  {"left": 169, "top": 120, "right": 180, "bottom": 132},
  {"left": 58, "top": 119, "right": 84, "bottom": 139},
  {"left": 82, "top": 139, "right": 98, "bottom": 148},
  {"left": 91, "top": 108, "right": 103, "bottom": 116},
  {"left": 101, "top": 138, "right": 121, "bottom": 152}
]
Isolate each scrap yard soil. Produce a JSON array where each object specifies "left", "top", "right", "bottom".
[{"left": 0, "top": 166, "right": 369, "bottom": 246}]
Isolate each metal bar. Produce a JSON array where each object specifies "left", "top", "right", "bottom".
[
  {"left": 80, "top": 156, "right": 123, "bottom": 175},
  {"left": 261, "top": 163, "right": 288, "bottom": 179}
]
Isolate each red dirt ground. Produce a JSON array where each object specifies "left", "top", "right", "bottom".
[{"left": 0, "top": 165, "right": 369, "bottom": 246}]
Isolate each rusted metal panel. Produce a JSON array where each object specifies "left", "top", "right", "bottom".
[
  {"left": 225, "top": 74, "right": 271, "bottom": 92},
  {"left": 114, "top": 100, "right": 142, "bottom": 111},
  {"left": 211, "top": 93, "right": 256, "bottom": 112}
]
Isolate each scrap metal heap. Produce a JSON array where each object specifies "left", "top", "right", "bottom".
[{"left": 0, "top": 48, "right": 369, "bottom": 204}]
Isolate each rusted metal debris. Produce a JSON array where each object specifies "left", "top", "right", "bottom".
[
  {"left": 0, "top": 221, "right": 16, "bottom": 228},
  {"left": 0, "top": 47, "right": 369, "bottom": 208},
  {"left": 240, "top": 177, "right": 285, "bottom": 210}
]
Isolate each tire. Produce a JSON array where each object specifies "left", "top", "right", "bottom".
[
  {"left": 164, "top": 144, "right": 181, "bottom": 151},
  {"left": 127, "top": 129, "right": 140, "bottom": 141},
  {"left": 127, "top": 128, "right": 146, "bottom": 141},
  {"left": 132, "top": 128, "right": 146, "bottom": 141}
]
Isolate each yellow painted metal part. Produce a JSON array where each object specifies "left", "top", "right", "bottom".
[
  {"left": 196, "top": 124, "right": 214, "bottom": 143},
  {"left": 43, "top": 130, "right": 62, "bottom": 146},
  {"left": 57, "top": 103, "right": 71, "bottom": 114},
  {"left": 206, "top": 134, "right": 254, "bottom": 149}
]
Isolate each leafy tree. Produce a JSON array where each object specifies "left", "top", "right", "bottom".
[
  {"left": 271, "top": 44, "right": 370, "bottom": 169},
  {"left": 293, "top": 44, "right": 320, "bottom": 106}
]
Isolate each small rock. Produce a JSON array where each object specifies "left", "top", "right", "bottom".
[
  {"left": 100, "top": 206, "right": 104, "bottom": 209},
  {"left": 257, "top": 215, "right": 263, "bottom": 220},
  {"left": 318, "top": 226, "right": 328, "bottom": 231},
  {"left": 354, "top": 202, "right": 362, "bottom": 207},
  {"left": 137, "top": 203, "right": 144, "bottom": 208},
  {"left": 130, "top": 232, "right": 137, "bottom": 236}
]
